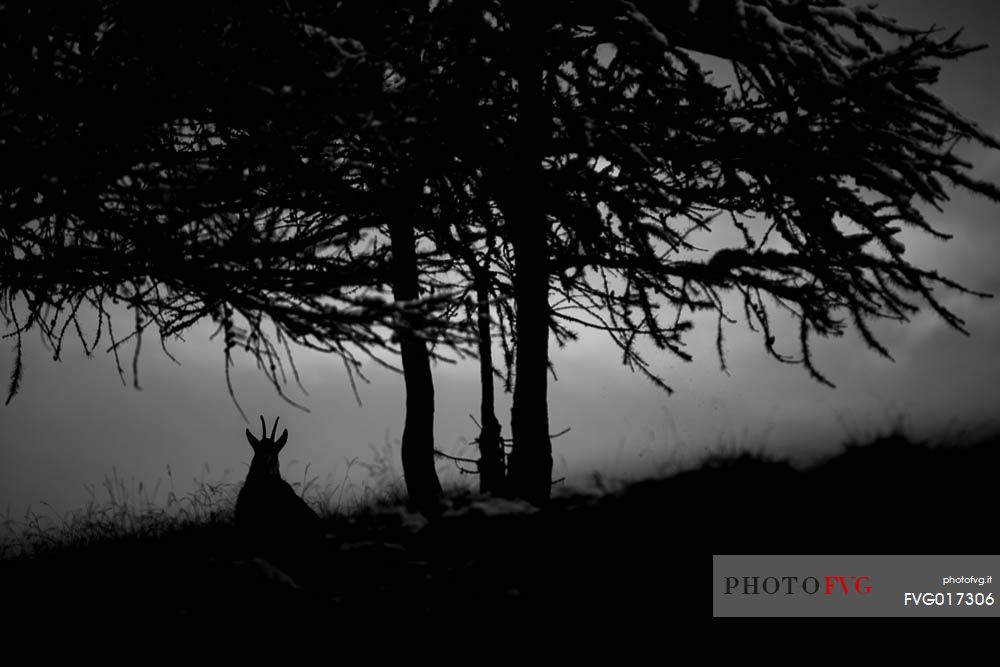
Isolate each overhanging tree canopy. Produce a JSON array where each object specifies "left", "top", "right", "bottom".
[
  {"left": 0, "top": 2, "right": 472, "bottom": 415},
  {"left": 3, "top": 1, "right": 997, "bottom": 507},
  {"left": 407, "top": 0, "right": 1000, "bottom": 501}
]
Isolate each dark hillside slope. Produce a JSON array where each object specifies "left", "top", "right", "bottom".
[{"left": 1, "top": 431, "right": 997, "bottom": 631}]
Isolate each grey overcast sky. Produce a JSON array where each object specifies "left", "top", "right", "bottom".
[{"left": 2, "top": 1, "right": 999, "bottom": 522}]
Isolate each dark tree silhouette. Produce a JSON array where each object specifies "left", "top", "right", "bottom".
[
  {"left": 0, "top": 2, "right": 472, "bottom": 508},
  {"left": 4, "top": 1, "right": 999, "bottom": 509},
  {"left": 425, "top": 172, "right": 513, "bottom": 494},
  {"left": 410, "top": 0, "right": 1000, "bottom": 503}
]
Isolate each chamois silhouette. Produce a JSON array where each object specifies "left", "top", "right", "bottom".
[{"left": 236, "top": 416, "right": 321, "bottom": 549}]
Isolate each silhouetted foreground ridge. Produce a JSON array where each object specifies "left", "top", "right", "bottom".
[{"left": 2, "top": 431, "right": 997, "bottom": 629}]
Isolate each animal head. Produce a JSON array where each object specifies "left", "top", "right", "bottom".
[{"left": 245, "top": 416, "right": 288, "bottom": 480}]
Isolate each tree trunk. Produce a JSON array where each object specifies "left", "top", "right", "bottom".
[
  {"left": 475, "top": 270, "right": 506, "bottom": 495},
  {"left": 504, "top": 5, "right": 553, "bottom": 505},
  {"left": 389, "top": 216, "right": 443, "bottom": 508}
]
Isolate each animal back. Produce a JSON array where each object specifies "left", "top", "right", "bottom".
[{"left": 236, "top": 477, "right": 320, "bottom": 540}]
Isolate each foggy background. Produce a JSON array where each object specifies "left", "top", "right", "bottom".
[{"left": 2, "top": 0, "right": 998, "bottom": 523}]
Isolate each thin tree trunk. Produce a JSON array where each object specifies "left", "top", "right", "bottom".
[
  {"left": 475, "top": 270, "right": 505, "bottom": 495},
  {"left": 505, "top": 4, "right": 553, "bottom": 505},
  {"left": 389, "top": 215, "right": 443, "bottom": 508}
]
